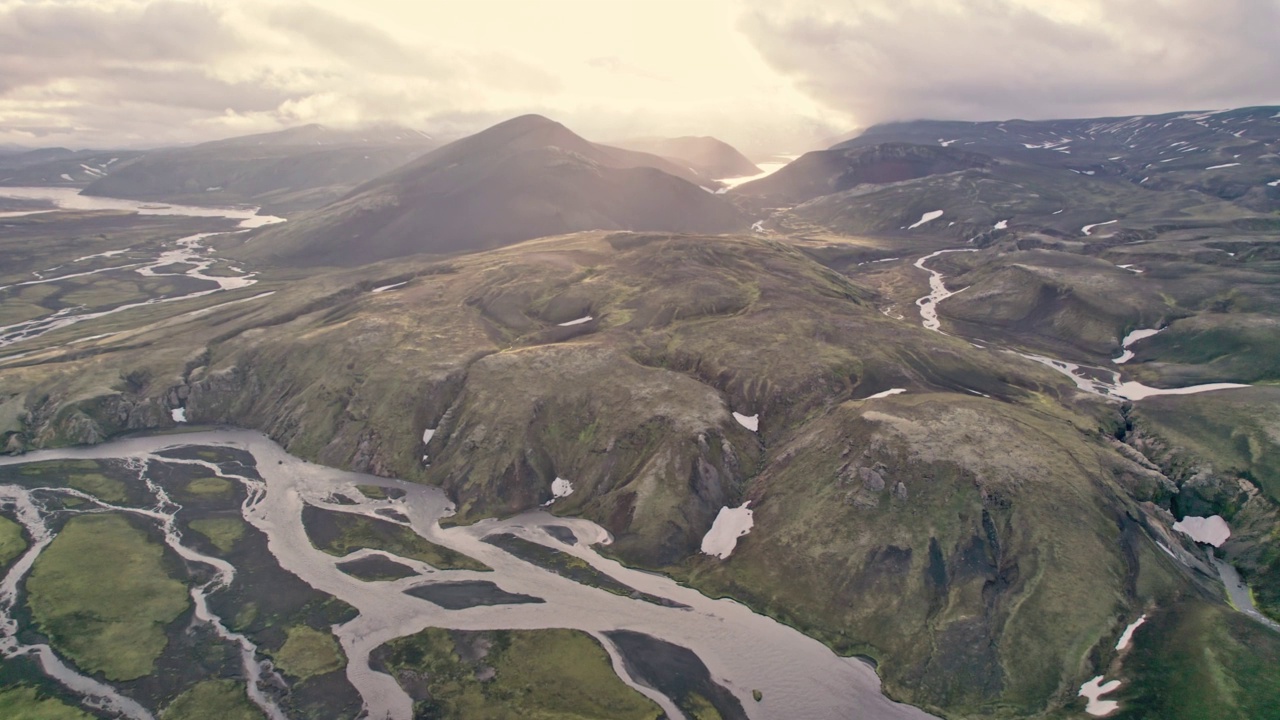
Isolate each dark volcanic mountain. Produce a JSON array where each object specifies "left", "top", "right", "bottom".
[
  {"left": 841, "top": 106, "right": 1280, "bottom": 210},
  {"left": 730, "top": 142, "right": 993, "bottom": 204},
  {"left": 612, "top": 135, "right": 761, "bottom": 179},
  {"left": 79, "top": 124, "right": 438, "bottom": 214},
  {"left": 238, "top": 115, "right": 749, "bottom": 266}
]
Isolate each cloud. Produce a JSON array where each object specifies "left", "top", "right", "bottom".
[
  {"left": 0, "top": 1, "right": 243, "bottom": 93},
  {"left": 739, "top": 0, "right": 1280, "bottom": 125},
  {"left": 0, "top": 0, "right": 567, "bottom": 148}
]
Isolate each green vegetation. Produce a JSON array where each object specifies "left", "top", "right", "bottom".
[
  {"left": 161, "top": 680, "right": 263, "bottom": 720},
  {"left": 374, "top": 627, "right": 662, "bottom": 719},
  {"left": 9, "top": 461, "right": 129, "bottom": 503},
  {"left": 188, "top": 516, "right": 247, "bottom": 553},
  {"left": 0, "top": 516, "right": 26, "bottom": 567},
  {"left": 0, "top": 686, "right": 93, "bottom": 720},
  {"left": 183, "top": 476, "right": 234, "bottom": 499},
  {"left": 354, "top": 484, "right": 388, "bottom": 499},
  {"left": 1131, "top": 388, "right": 1280, "bottom": 622},
  {"left": 301, "top": 505, "right": 488, "bottom": 571},
  {"left": 1114, "top": 601, "right": 1280, "bottom": 720},
  {"left": 26, "top": 514, "right": 189, "bottom": 680},
  {"left": 269, "top": 626, "right": 345, "bottom": 681},
  {"left": 62, "top": 472, "right": 127, "bottom": 503}
]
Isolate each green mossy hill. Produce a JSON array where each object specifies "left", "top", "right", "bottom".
[
  {"left": 26, "top": 513, "right": 189, "bottom": 681},
  {"left": 1128, "top": 388, "right": 1280, "bottom": 622},
  {"left": 0, "top": 228, "right": 1255, "bottom": 719},
  {"left": 939, "top": 249, "right": 1175, "bottom": 356},
  {"left": 1129, "top": 313, "right": 1280, "bottom": 385},
  {"left": 5, "top": 232, "right": 1080, "bottom": 568},
  {"left": 372, "top": 627, "right": 662, "bottom": 720},
  {"left": 677, "top": 392, "right": 1190, "bottom": 719},
  {"left": 1111, "top": 601, "right": 1280, "bottom": 720},
  {"left": 301, "top": 504, "right": 488, "bottom": 571}
]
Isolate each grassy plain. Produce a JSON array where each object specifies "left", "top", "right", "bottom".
[
  {"left": 374, "top": 627, "right": 662, "bottom": 720},
  {"left": 26, "top": 513, "right": 189, "bottom": 681}
]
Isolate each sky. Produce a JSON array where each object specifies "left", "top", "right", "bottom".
[{"left": 1, "top": 0, "right": 1278, "bottom": 154}]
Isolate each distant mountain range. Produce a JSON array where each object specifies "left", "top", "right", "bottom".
[
  {"left": 238, "top": 115, "right": 749, "bottom": 266},
  {"left": 841, "top": 106, "right": 1280, "bottom": 209},
  {"left": 74, "top": 124, "right": 438, "bottom": 215},
  {"left": 610, "top": 136, "right": 761, "bottom": 179}
]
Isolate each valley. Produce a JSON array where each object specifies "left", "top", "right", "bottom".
[{"left": 0, "top": 104, "right": 1278, "bottom": 720}]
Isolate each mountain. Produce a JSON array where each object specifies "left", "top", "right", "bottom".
[
  {"left": 840, "top": 106, "right": 1280, "bottom": 210},
  {"left": 611, "top": 136, "right": 761, "bottom": 179},
  {"left": 238, "top": 115, "right": 749, "bottom": 266},
  {"left": 0, "top": 148, "right": 144, "bottom": 186},
  {"left": 78, "top": 124, "right": 438, "bottom": 214},
  {"left": 730, "top": 142, "right": 993, "bottom": 204}
]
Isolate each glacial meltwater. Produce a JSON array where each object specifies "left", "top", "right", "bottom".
[{"left": 0, "top": 430, "right": 938, "bottom": 720}]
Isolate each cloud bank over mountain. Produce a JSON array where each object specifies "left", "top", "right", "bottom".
[
  {"left": 740, "top": 0, "right": 1280, "bottom": 124},
  {"left": 0, "top": 0, "right": 1276, "bottom": 151}
]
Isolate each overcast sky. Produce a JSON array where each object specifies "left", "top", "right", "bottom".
[{"left": 1, "top": 0, "right": 1277, "bottom": 153}]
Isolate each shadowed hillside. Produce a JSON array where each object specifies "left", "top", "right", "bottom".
[{"left": 237, "top": 115, "right": 748, "bottom": 266}]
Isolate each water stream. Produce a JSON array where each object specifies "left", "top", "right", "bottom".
[
  {"left": 0, "top": 431, "right": 938, "bottom": 720},
  {"left": 0, "top": 187, "right": 284, "bottom": 349},
  {"left": 0, "top": 452, "right": 289, "bottom": 720}
]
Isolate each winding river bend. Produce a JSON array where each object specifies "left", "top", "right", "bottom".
[
  {"left": 0, "top": 430, "right": 937, "bottom": 720},
  {"left": 0, "top": 187, "right": 284, "bottom": 349}
]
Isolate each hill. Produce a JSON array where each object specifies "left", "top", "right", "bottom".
[
  {"left": 0, "top": 148, "right": 144, "bottom": 187},
  {"left": 841, "top": 107, "right": 1280, "bottom": 210},
  {"left": 79, "top": 124, "right": 437, "bottom": 214},
  {"left": 611, "top": 136, "right": 760, "bottom": 179},
  {"left": 237, "top": 115, "right": 749, "bottom": 266},
  {"left": 730, "top": 142, "right": 993, "bottom": 204}
]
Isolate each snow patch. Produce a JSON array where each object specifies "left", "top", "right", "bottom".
[
  {"left": 866, "top": 388, "right": 906, "bottom": 400},
  {"left": 371, "top": 281, "right": 407, "bottom": 293},
  {"left": 993, "top": 219, "right": 1008, "bottom": 230},
  {"left": 1115, "top": 615, "right": 1147, "bottom": 651},
  {"left": 551, "top": 477, "right": 574, "bottom": 499},
  {"left": 59, "top": 173, "right": 73, "bottom": 181},
  {"left": 171, "top": 408, "right": 187, "bottom": 423},
  {"left": 907, "top": 210, "right": 944, "bottom": 229},
  {"left": 1113, "top": 327, "right": 1164, "bottom": 364},
  {"left": 732, "top": 412, "right": 758, "bottom": 432},
  {"left": 557, "top": 315, "right": 593, "bottom": 327},
  {"left": 1078, "top": 676, "right": 1122, "bottom": 716},
  {"left": 700, "top": 503, "right": 754, "bottom": 559},
  {"left": 1268, "top": 179, "right": 1280, "bottom": 187},
  {"left": 1173, "top": 515, "right": 1231, "bottom": 547},
  {"left": 1205, "top": 163, "right": 1240, "bottom": 170},
  {"left": 422, "top": 428, "right": 436, "bottom": 444}
]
